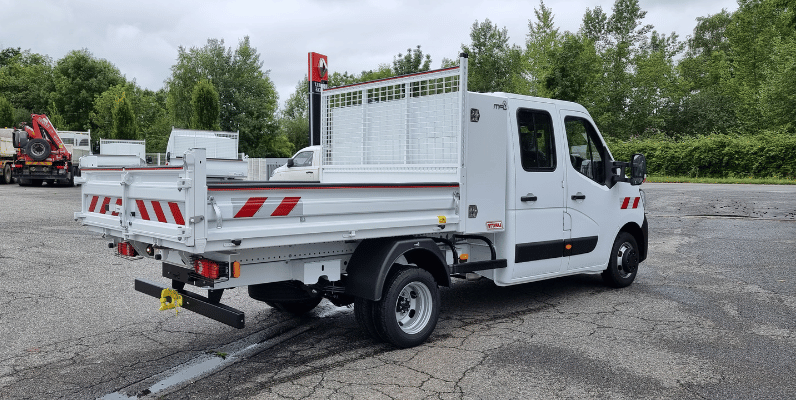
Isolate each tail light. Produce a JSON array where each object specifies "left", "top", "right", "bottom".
[
  {"left": 194, "top": 258, "right": 220, "bottom": 280},
  {"left": 117, "top": 242, "right": 137, "bottom": 257}
]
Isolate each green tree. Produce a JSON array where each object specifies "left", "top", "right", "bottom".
[
  {"left": 525, "top": 1, "right": 562, "bottom": 96},
  {"left": 166, "top": 37, "right": 280, "bottom": 157},
  {"left": 191, "top": 79, "right": 220, "bottom": 130},
  {"left": 462, "top": 19, "right": 525, "bottom": 93},
  {"left": 0, "top": 95, "right": 14, "bottom": 127},
  {"left": 543, "top": 33, "right": 601, "bottom": 104},
  {"left": 52, "top": 49, "right": 124, "bottom": 131},
  {"left": 0, "top": 49, "right": 55, "bottom": 119},
  {"left": 726, "top": 0, "right": 795, "bottom": 133},
  {"left": 392, "top": 45, "right": 432, "bottom": 75},
  {"left": 113, "top": 94, "right": 137, "bottom": 140},
  {"left": 278, "top": 78, "right": 309, "bottom": 151}
]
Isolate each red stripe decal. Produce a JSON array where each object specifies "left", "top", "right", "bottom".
[
  {"left": 621, "top": 197, "right": 630, "bottom": 209},
  {"left": 136, "top": 200, "right": 151, "bottom": 221},
  {"left": 234, "top": 197, "right": 268, "bottom": 218},
  {"left": 208, "top": 184, "right": 460, "bottom": 192},
  {"left": 169, "top": 202, "right": 185, "bottom": 225},
  {"left": 151, "top": 201, "right": 167, "bottom": 223},
  {"left": 99, "top": 197, "right": 111, "bottom": 214},
  {"left": 111, "top": 198, "right": 122, "bottom": 216},
  {"left": 271, "top": 197, "right": 301, "bottom": 217},
  {"left": 89, "top": 196, "right": 99, "bottom": 212},
  {"left": 632, "top": 197, "right": 640, "bottom": 209}
]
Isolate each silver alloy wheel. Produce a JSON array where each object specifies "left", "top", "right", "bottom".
[
  {"left": 394, "top": 281, "right": 433, "bottom": 335},
  {"left": 616, "top": 242, "right": 638, "bottom": 279}
]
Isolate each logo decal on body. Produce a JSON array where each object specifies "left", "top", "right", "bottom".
[{"left": 486, "top": 221, "right": 504, "bottom": 230}]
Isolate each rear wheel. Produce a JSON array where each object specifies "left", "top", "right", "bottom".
[
  {"left": 2, "top": 164, "right": 11, "bottom": 184},
  {"left": 372, "top": 268, "right": 440, "bottom": 348},
  {"left": 602, "top": 232, "right": 640, "bottom": 288}
]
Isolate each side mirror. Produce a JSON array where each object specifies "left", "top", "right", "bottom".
[
  {"left": 287, "top": 158, "right": 294, "bottom": 168},
  {"left": 608, "top": 153, "right": 647, "bottom": 187},
  {"left": 12, "top": 129, "right": 28, "bottom": 148},
  {"left": 629, "top": 153, "right": 647, "bottom": 186},
  {"left": 146, "top": 156, "right": 153, "bottom": 164}
]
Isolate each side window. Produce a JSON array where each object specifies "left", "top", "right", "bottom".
[
  {"left": 565, "top": 117, "right": 606, "bottom": 184},
  {"left": 517, "top": 109, "right": 556, "bottom": 171},
  {"left": 292, "top": 151, "right": 314, "bottom": 167}
]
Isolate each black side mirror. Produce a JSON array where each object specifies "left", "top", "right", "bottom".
[
  {"left": 609, "top": 153, "right": 647, "bottom": 187},
  {"left": 12, "top": 129, "right": 28, "bottom": 148},
  {"left": 287, "top": 158, "right": 294, "bottom": 168},
  {"left": 629, "top": 153, "right": 647, "bottom": 186},
  {"left": 146, "top": 156, "right": 153, "bottom": 164}
]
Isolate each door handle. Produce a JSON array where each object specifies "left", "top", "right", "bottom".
[
  {"left": 521, "top": 194, "right": 537, "bottom": 202},
  {"left": 306, "top": 171, "right": 313, "bottom": 174},
  {"left": 571, "top": 193, "right": 586, "bottom": 200}
]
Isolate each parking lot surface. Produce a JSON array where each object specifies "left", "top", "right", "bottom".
[{"left": 0, "top": 182, "right": 794, "bottom": 399}]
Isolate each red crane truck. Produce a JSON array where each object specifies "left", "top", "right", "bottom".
[{"left": 10, "top": 114, "right": 85, "bottom": 186}]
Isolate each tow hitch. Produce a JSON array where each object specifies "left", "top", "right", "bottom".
[{"left": 134, "top": 278, "right": 245, "bottom": 329}]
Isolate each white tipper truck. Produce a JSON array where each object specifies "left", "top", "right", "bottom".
[{"left": 74, "top": 54, "right": 648, "bottom": 348}]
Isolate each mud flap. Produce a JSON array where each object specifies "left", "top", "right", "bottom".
[{"left": 134, "top": 278, "right": 245, "bottom": 329}]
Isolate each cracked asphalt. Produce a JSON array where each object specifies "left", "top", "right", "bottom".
[{"left": 1, "top": 182, "right": 794, "bottom": 399}]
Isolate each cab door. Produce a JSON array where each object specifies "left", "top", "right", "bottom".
[
  {"left": 289, "top": 149, "right": 318, "bottom": 181},
  {"left": 510, "top": 105, "right": 566, "bottom": 280},
  {"left": 561, "top": 110, "right": 615, "bottom": 271}
]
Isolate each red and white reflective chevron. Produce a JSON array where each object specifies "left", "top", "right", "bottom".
[
  {"left": 88, "top": 196, "right": 123, "bottom": 216},
  {"left": 86, "top": 196, "right": 186, "bottom": 225},
  {"left": 233, "top": 196, "right": 303, "bottom": 218},
  {"left": 135, "top": 199, "right": 186, "bottom": 225},
  {"left": 620, "top": 197, "right": 641, "bottom": 209}
]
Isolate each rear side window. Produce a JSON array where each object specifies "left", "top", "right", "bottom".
[
  {"left": 517, "top": 109, "right": 556, "bottom": 171},
  {"left": 564, "top": 117, "right": 606, "bottom": 184}
]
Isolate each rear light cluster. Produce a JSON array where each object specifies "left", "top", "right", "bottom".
[
  {"left": 117, "top": 242, "right": 137, "bottom": 257},
  {"left": 194, "top": 259, "right": 220, "bottom": 279},
  {"left": 192, "top": 259, "right": 242, "bottom": 280}
]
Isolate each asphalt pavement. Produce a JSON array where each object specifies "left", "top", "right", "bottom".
[{"left": 0, "top": 182, "right": 794, "bottom": 399}]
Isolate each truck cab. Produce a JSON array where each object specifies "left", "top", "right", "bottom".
[{"left": 269, "top": 145, "right": 321, "bottom": 181}]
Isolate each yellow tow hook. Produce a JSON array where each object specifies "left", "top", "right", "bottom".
[{"left": 159, "top": 288, "right": 183, "bottom": 315}]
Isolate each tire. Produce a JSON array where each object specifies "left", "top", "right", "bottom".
[
  {"left": 26, "top": 138, "right": 51, "bottom": 161},
  {"left": 2, "top": 164, "right": 11, "bottom": 184},
  {"left": 372, "top": 268, "right": 440, "bottom": 348},
  {"left": 602, "top": 232, "right": 640, "bottom": 288},
  {"left": 354, "top": 297, "right": 382, "bottom": 340}
]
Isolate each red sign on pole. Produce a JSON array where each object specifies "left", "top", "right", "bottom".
[{"left": 308, "top": 52, "right": 328, "bottom": 84}]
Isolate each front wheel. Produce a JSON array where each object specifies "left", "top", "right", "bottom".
[
  {"left": 2, "top": 164, "right": 11, "bottom": 184},
  {"left": 602, "top": 232, "right": 640, "bottom": 288},
  {"left": 372, "top": 268, "right": 440, "bottom": 348}
]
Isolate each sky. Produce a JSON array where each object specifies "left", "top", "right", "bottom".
[{"left": 1, "top": 0, "right": 738, "bottom": 108}]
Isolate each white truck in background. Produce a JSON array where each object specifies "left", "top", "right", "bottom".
[
  {"left": 269, "top": 145, "right": 321, "bottom": 181},
  {"left": 75, "top": 54, "right": 648, "bottom": 348}
]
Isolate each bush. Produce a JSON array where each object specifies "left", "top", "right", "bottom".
[{"left": 607, "top": 132, "right": 796, "bottom": 179}]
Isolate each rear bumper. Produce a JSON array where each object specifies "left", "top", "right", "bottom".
[{"left": 134, "top": 278, "right": 245, "bottom": 329}]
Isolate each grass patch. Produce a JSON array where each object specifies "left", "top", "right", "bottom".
[{"left": 646, "top": 175, "right": 796, "bottom": 185}]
